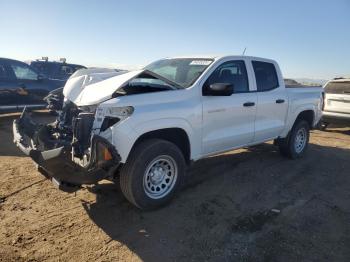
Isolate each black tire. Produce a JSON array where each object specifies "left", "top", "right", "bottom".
[
  {"left": 278, "top": 120, "right": 310, "bottom": 159},
  {"left": 119, "top": 139, "right": 186, "bottom": 210}
]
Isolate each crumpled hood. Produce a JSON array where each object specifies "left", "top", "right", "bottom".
[{"left": 63, "top": 70, "right": 143, "bottom": 106}]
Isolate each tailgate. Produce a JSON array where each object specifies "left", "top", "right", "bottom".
[{"left": 324, "top": 93, "right": 350, "bottom": 114}]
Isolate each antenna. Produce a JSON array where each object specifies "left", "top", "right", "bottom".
[{"left": 242, "top": 47, "right": 247, "bottom": 55}]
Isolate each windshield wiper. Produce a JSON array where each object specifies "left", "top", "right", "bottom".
[{"left": 112, "top": 90, "right": 126, "bottom": 97}]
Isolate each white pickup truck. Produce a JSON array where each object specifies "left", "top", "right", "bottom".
[{"left": 13, "top": 55, "right": 323, "bottom": 210}]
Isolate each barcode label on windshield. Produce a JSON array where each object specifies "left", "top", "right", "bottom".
[{"left": 190, "top": 60, "right": 212, "bottom": 66}]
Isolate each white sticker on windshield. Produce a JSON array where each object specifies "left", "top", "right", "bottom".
[{"left": 190, "top": 60, "right": 212, "bottom": 66}]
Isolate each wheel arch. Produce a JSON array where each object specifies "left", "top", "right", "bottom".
[
  {"left": 295, "top": 110, "right": 314, "bottom": 127},
  {"left": 129, "top": 128, "right": 191, "bottom": 165},
  {"left": 280, "top": 106, "right": 316, "bottom": 138}
]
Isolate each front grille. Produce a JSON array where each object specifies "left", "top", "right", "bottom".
[{"left": 72, "top": 113, "right": 95, "bottom": 156}]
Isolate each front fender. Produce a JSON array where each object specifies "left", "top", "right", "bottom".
[{"left": 110, "top": 118, "right": 198, "bottom": 163}]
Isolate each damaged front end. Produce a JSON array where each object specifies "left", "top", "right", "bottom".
[
  {"left": 13, "top": 106, "right": 121, "bottom": 192},
  {"left": 12, "top": 67, "right": 180, "bottom": 192}
]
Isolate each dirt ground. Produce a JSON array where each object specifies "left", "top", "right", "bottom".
[{"left": 0, "top": 111, "right": 349, "bottom": 262}]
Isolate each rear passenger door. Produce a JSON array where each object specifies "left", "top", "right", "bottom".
[{"left": 252, "top": 60, "right": 288, "bottom": 142}]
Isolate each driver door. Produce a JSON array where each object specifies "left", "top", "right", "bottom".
[{"left": 201, "top": 60, "right": 257, "bottom": 155}]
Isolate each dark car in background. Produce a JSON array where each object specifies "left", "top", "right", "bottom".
[
  {"left": 0, "top": 58, "right": 64, "bottom": 112},
  {"left": 28, "top": 57, "right": 86, "bottom": 83}
]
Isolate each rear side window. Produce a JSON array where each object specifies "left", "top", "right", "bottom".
[
  {"left": 31, "top": 62, "right": 56, "bottom": 77},
  {"left": 52, "top": 65, "right": 75, "bottom": 80},
  {"left": 324, "top": 81, "right": 350, "bottom": 94},
  {"left": 252, "top": 61, "right": 279, "bottom": 91},
  {"left": 205, "top": 60, "right": 249, "bottom": 93},
  {"left": 60, "top": 65, "right": 74, "bottom": 75},
  {"left": 73, "top": 65, "right": 85, "bottom": 72}
]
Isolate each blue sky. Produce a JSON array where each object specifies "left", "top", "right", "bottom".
[{"left": 0, "top": 0, "right": 349, "bottom": 79}]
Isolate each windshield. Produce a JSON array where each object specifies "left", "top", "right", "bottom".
[{"left": 145, "top": 58, "right": 213, "bottom": 88}]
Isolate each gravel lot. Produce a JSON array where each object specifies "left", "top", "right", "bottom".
[{"left": 0, "top": 111, "right": 349, "bottom": 261}]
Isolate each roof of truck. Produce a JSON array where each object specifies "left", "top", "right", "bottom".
[{"left": 167, "top": 55, "right": 276, "bottom": 62}]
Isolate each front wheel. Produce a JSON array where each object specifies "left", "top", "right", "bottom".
[
  {"left": 278, "top": 120, "right": 310, "bottom": 159},
  {"left": 119, "top": 139, "right": 186, "bottom": 210}
]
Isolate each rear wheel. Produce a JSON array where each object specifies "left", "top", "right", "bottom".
[
  {"left": 278, "top": 120, "right": 310, "bottom": 159},
  {"left": 119, "top": 139, "right": 186, "bottom": 210}
]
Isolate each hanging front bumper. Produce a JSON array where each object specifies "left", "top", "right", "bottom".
[{"left": 13, "top": 110, "right": 121, "bottom": 192}]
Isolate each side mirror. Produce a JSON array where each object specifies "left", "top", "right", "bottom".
[{"left": 205, "top": 83, "right": 234, "bottom": 96}]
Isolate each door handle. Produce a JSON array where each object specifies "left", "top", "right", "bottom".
[
  {"left": 243, "top": 102, "right": 255, "bottom": 107},
  {"left": 276, "top": 99, "right": 285, "bottom": 104}
]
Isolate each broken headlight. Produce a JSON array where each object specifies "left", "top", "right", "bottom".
[{"left": 95, "top": 106, "right": 134, "bottom": 131}]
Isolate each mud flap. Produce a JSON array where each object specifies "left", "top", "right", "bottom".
[{"left": 13, "top": 109, "right": 121, "bottom": 192}]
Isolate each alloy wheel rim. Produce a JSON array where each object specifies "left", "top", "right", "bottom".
[{"left": 143, "top": 155, "right": 178, "bottom": 199}]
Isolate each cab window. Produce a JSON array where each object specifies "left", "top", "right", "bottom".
[
  {"left": 31, "top": 62, "right": 55, "bottom": 77},
  {"left": 9, "top": 62, "right": 38, "bottom": 80},
  {"left": 60, "top": 65, "right": 74, "bottom": 76},
  {"left": 252, "top": 61, "right": 279, "bottom": 91},
  {"left": 204, "top": 60, "right": 249, "bottom": 93}
]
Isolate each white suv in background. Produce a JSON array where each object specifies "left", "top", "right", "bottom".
[{"left": 322, "top": 78, "right": 350, "bottom": 128}]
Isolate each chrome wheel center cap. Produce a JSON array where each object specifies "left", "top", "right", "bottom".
[{"left": 151, "top": 167, "right": 165, "bottom": 184}]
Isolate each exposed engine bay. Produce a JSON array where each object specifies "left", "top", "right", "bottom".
[
  {"left": 53, "top": 101, "right": 95, "bottom": 162},
  {"left": 13, "top": 102, "right": 121, "bottom": 192}
]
